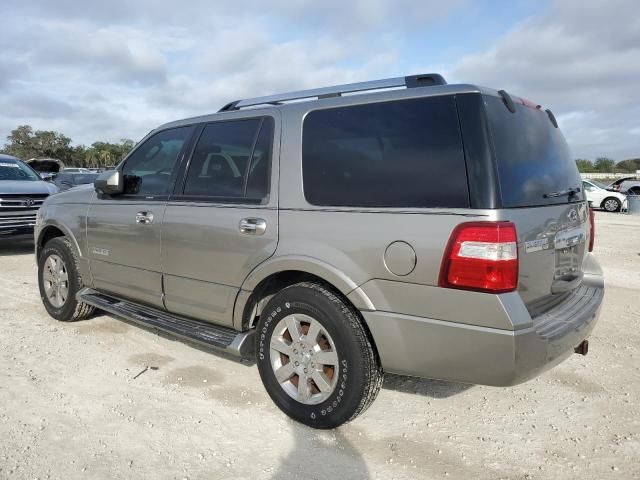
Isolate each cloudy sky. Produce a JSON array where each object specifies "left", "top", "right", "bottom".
[{"left": 0, "top": 0, "right": 638, "bottom": 159}]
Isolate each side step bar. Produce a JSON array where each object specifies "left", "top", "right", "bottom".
[{"left": 77, "top": 288, "right": 254, "bottom": 359}]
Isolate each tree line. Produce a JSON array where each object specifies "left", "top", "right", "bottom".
[
  {"left": 576, "top": 157, "right": 640, "bottom": 174},
  {"left": 0, "top": 125, "right": 135, "bottom": 168}
]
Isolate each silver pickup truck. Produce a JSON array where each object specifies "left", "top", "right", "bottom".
[{"left": 35, "top": 74, "right": 603, "bottom": 429}]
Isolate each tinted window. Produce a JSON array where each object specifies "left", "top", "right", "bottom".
[
  {"left": 183, "top": 117, "right": 273, "bottom": 202},
  {"left": 0, "top": 159, "right": 40, "bottom": 181},
  {"left": 55, "top": 173, "right": 73, "bottom": 188},
  {"left": 484, "top": 95, "right": 583, "bottom": 207},
  {"left": 73, "top": 174, "right": 99, "bottom": 185},
  {"left": 122, "top": 127, "right": 192, "bottom": 196},
  {"left": 302, "top": 96, "right": 469, "bottom": 208}
]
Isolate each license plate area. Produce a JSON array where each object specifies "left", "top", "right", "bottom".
[{"left": 554, "top": 226, "right": 586, "bottom": 278}]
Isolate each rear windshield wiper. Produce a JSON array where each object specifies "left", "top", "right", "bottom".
[{"left": 543, "top": 187, "right": 581, "bottom": 199}]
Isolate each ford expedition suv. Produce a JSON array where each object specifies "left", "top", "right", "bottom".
[{"left": 35, "top": 74, "right": 603, "bottom": 429}]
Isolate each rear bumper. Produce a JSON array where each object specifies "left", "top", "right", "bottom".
[{"left": 360, "top": 256, "right": 604, "bottom": 386}]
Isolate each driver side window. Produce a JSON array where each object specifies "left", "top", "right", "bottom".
[{"left": 121, "top": 126, "right": 192, "bottom": 196}]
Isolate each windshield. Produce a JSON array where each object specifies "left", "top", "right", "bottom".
[
  {"left": 484, "top": 95, "right": 584, "bottom": 207},
  {"left": 0, "top": 159, "right": 40, "bottom": 181},
  {"left": 592, "top": 180, "right": 608, "bottom": 189}
]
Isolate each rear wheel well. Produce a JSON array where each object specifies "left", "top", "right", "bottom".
[
  {"left": 242, "top": 271, "right": 364, "bottom": 329},
  {"left": 37, "top": 226, "right": 65, "bottom": 259},
  {"left": 242, "top": 269, "right": 380, "bottom": 368},
  {"left": 241, "top": 271, "right": 327, "bottom": 329}
]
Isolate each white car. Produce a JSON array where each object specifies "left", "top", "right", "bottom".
[{"left": 582, "top": 180, "right": 627, "bottom": 212}]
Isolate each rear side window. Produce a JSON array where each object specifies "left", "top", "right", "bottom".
[
  {"left": 183, "top": 117, "right": 273, "bottom": 202},
  {"left": 484, "top": 95, "right": 583, "bottom": 207},
  {"left": 302, "top": 96, "right": 469, "bottom": 208}
]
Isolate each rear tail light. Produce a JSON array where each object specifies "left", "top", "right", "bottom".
[
  {"left": 588, "top": 207, "right": 595, "bottom": 252},
  {"left": 439, "top": 222, "right": 518, "bottom": 293}
]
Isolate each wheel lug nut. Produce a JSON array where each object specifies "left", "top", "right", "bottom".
[
  {"left": 293, "top": 349, "right": 298, "bottom": 354},
  {"left": 304, "top": 368, "right": 308, "bottom": 374},
  {"left": 294, "top": 361, "right": 299, "bottom": 366}
]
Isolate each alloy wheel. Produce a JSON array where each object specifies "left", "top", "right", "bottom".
[
  {"left": 42, "top": 254, "right": 69, "bottom": 308},
  {"left": 269, "top": 313, "right": 339, "bottom": 405}
]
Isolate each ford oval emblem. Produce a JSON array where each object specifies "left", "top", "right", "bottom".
[{"left": 568, "top": 209, "right": 578, "bottom": 223}]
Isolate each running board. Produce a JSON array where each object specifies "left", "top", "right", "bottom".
[{"left": 77, "top": 288, "right": 254, "bottom": 359}]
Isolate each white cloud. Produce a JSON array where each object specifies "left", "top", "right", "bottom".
[
  {"left": 0, "top": 0, "right": 463, "bottom": 146},
  {"left": 451, "top": 0, "right": 640, "bottom": 159},
  {"left": 0, "top": 0, "right": 638, "bottom": 161}
]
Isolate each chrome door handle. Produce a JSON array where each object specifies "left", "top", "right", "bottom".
[
  {"left": 239, "top": 218, "right": 266, "bottom": 235},
  {"left": 135, "top": 211, "right": 154, "bottom": 224}
]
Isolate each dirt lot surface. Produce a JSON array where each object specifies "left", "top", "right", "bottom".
[{"left": 1, "top": 212, "right": 639, "bottom": 480}]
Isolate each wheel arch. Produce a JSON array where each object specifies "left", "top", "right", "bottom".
[
  {"left": 600, "top": 196, "right": 622, "bottom": 211},
  {"left": 37, "top": 223, "right": 78, "bottom": 259},
  {"left": 36, "top": 221, "right": 90, "bottom": 282},
  {"left": 234, "top": 256, "right": 375, "bottom": 331}
]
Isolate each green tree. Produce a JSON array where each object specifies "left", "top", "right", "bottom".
[
  {"left": 3, "top": 125, "right": 76, "bottom": 164},
  {"left": 594, "top": 157, "right": 615, "bottom": 173},
  {"left": 615, "top": 158, "right": 640, "bottom": 173},
  {"left": 2, "top": 125, "right": 135, "bottom": 168},
  {"left": 84, "top": 139, "right": 134, "bottom": 167},
  {"left": 575, "top": 158, "right": 594, "bottom": 173}
]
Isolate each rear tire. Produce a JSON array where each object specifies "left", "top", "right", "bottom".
[
  {"left": 256, "top": 282, "right": 383, "bottom": 429},
  {"left": 38, "top": 237, "right": 95, "bottom": 321},
  {"left": 602, "top": 197, "right": 621, "bottom": 212}
]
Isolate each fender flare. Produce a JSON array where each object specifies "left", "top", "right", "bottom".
[
  {"left": 237, "top": 255, "right": 375, "bottom": 323},
  {"left": 36, "top": 220, "right": 83, "bottom": 258}
]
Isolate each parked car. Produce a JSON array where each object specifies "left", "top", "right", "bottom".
[
  {"left": 582, "top": 180, "right": 627, "bottom": 212},
  {"left": 606, "top": 176, "right": 640, "bottom": 195},
  {"left": 53, "top": 172, "right": 99, "bottom": 192},
  {"left": 61, "top": 167, "right": 91, "bottom": 174},
  {"left": 34, "top": 74, "right": 603, "bottom": 428},
  {"left": 26, "top": 158, "right": 65, "bottom": 178},
  {"left": 39, "top": 171, "right": 57, "bottom": 182},
  {"left": 0, "top": 154, "right": 58, "bottom": 237}
]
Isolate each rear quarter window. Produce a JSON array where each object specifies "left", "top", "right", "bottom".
[
  {"left": 484, "top": 95, "right": 583, "bottom": 207},
  {"left": 302, "top": 96, "right": 469, "bottom": 208}
]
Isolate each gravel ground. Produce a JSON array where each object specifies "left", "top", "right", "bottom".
[{"left": 0, "top": 212, "right": 639, "bottom": 480}]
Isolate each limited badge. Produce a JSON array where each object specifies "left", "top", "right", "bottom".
[{"left": 525, "top": 238, "right": 550, "bottom": 253}]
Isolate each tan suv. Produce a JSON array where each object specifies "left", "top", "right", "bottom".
[{"left": 35, "top": 74, "right": 604, "bottom": 428}]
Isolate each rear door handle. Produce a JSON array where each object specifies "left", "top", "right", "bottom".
[
  {"left": 135, "top": 211, "right": 154, "bottom": 224},
  {"left": 239, "top": 218, "right": 266, "bottom": 235}
]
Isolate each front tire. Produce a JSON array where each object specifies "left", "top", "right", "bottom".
[
  {"left": 256, "top": 282, "right": 383, "bottom": 429},
  {"left": 602, "top": 197, "right": 621, "bottom": 212},
  {"left": 38, "top": 237, "right": 95, "bottom": 321}
]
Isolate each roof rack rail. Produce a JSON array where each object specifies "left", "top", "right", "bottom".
[{"left": 218, "top": 73, "right": 446, "bottom": 112}]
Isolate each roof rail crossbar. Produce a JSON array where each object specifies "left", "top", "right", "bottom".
[{"left": 218, "top": 73, "right": 446, "bottom": 112}]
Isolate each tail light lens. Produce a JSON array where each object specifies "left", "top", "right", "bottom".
[
  {"left": 439, "top": 222, "right": 518, "bottom": 293},
  {"left": 588, "top": 207, "right": 595, "bottom": 252}
]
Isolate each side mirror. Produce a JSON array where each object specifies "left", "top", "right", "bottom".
[{"left": 94, "top": 170, "right": 123, "bottom": 195}]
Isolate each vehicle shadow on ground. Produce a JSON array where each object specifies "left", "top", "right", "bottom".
[
  {"left": 0, "top": 237, "right": 34, "bottom": 256},
  {"left": 271, "top": 421, "right": 370, "bottom": 480},
  {"left": 383, "top": 373, "right": 472, "bottom": 398}
]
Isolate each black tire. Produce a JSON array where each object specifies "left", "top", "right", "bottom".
[
  {"left": 601, "top": 197, "right": 621, "bottom": 212},
  {"left": 256, "top": 281, "right": 383, "bottom": 429},
  {"left": 38, "top": 237, "right": 95, "bottom": 321}
]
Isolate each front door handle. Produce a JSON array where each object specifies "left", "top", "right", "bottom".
[
  {"left": 239, "top": 218, "right": 266, "bottom": 235},
  {"left": 135, "top": 211, "right": 154, "bottom": 224}
]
